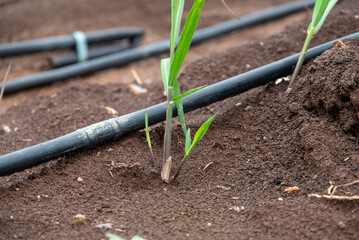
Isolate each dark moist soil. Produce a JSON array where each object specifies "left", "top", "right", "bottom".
[{"left": 1, "top": 0, "right": 359, "bottom": 239}]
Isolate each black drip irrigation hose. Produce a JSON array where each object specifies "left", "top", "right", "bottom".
[
  {"left": 0, "top": 32, "right": 358, "bottom": 176},
  {"left": 0, "top": 27, "right": 144, "bottom": 57},
  {"left": 0, "top": 0, "right": 316, "bottom": 95}
]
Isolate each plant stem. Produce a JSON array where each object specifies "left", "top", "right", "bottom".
[
  {"left": 170, "top": 154, "right": 188, "bottom": 182},
  {"left": 286, "top": 27, "right": 314, "bottom": 95},
  {"left": 163, "top": 86, "right": 173, "bottom": 166},
  {"left": 149, "top": 147, "right": 156, "bottom": 167}
]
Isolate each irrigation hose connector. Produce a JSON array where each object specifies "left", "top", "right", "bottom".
[{"left": 72, "top": 31, "right": 89, "bottom": 62}]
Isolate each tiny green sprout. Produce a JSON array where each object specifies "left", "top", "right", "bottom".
[
  {"left": 286, "top": 0, "right": 338, "bottom": 95},
  {"left": 171, "top": 113, "right": 217, "bottom": 182},
  {"left": 105, "top": 233, "right": 147, "bottom": 240},
  {"left": 145, "top": 109, "right": 155, "bottom": 166}
]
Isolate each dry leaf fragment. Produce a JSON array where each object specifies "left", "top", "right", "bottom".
[
  {"left": 103, "top": 106, "right": 118, "bottom": 116},
  {"left": 284, "top": 186, "right": 300, "bottom": 194},
  {"left": 337, "top": 39, "right": 349, "bottom": 49},
  {"left": 73, "top": 214, "right": 87, "bottom": 226},
  {"left": 216, "top": 185, "right": 231, "bottom": 191},
  {"left": 128, "top": 84, "right": 147, "bottom": 95}
]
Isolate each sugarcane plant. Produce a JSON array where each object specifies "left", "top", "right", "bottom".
[
  {"left": 145, "top": 0, "right": 217, "bottom": 183},
  {"left": 286, "top": 0, "right": 338, "bottom": 95}
]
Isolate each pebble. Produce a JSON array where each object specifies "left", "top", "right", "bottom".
[
  {"left": 338, "top": 221, "right": 346, "bottom": 230},
  {"left": 95, "top": 223, "right": 112, "bottom": 229},
  {"left": 244, "top": 106, "right": 252, "bottom": 111}
]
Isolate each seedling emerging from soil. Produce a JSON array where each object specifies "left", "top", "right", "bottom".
[
  {"left": 145, "top": 0, "right": 217, "bottom": 183},
  {"left": 286, "top": 0, "right": 338, "bottom": 95}
]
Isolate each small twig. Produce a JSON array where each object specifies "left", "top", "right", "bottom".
[
  {"left": 221, "top": 0, "right": 239, "bottom": 19},
  {"left": 0, "top": 62, "right": 12, "bottom": 109},
  {"left": 203, "top": 162, "right": 214, "bottom": 171},
  {"left": 309, "top": 180, "right": 359, "bottom": 200},
  {"left": 131, "top": 68, "right": 143, "bottom": 86},
  {"left": 308, "top": 194, "right": 359, "bottom": 200}
]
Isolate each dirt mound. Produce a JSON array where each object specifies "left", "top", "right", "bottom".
[{"left": 299, "top": 39, "right": 359, "bottom": 136}]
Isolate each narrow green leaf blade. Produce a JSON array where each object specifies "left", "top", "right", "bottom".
[
  {"left": 170, "top": 0, "right": 185, "bottom": 58},
  {"left": 313, "top": 0, "right": 338, "bottom": 33},
  {"left": 173, "top": 78, "right": 187, "bottom": 135},
  {"left": 145, "top": 109, "right": 151, "bottom": 149},
  {"left": 105, "top": 233, "right": 127, "bottom": 240},
  {"left": 169, "top": 0, "right": 205, "bottom": 86},
  {"left": 187, "top": 113, "right": 218, "bottom": 155},
  {"left": 131, "top": 236, "right": 148, "bottom": 240},
  {"left": 161, "top": 58, "right": 170, "bottom": 95},
  {"left": 307, "top": 0, "right": 330, "bottom": 31},
  {"left": 171, "top": 85, "right": 206, "bottom": 103},
  {"left": 185, "top": 128, "right": 191, "bottom": 153}
]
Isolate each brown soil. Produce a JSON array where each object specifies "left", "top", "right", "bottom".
[{"left": 1, "top": 0, "right": 359, "bottom": 240}]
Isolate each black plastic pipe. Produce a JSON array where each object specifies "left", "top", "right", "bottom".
[
  {"left": 50, "top": 41, "right": 135, "bottom": 67},
  {"left": 0, "top": 0, "right": 316, "bottom": 94},
  {"left": 0, "top": 27, "right": 144, "bottom": 57},
  {"left": 0, "top": 32, "right": 358, "bottom": 176}
]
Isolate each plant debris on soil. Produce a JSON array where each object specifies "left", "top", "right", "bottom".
[{"left": 1, "top": 0, "right": 359, "bottom": 239}]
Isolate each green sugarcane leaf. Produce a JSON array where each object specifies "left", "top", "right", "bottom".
[
  {"left": 186, "top": 113, "right": 217, "bottom": 156},
  {"left": 105, "top": 233, "right": 127, "bottom": 240},
  {"left": 131, "top": 236, "right": 147, "bottom": 240},
  {"left": 171, "top": 85, "right": 206, "bottom": 103},
  {"left": 173, "top": 77, "right": 187, "bottom": 135},
  {"left": 308, "top": 0, "right": 329, "bottom": 32},
  {"left": 185, "top": 128, "right": 191, "bottom": 153},
  {"left": 169, "top": 0, "right": 205, "bottom": 86},
  {"left": 313, "top": 0, "right": 338, "bottom": 33},
  {"left": 145, "top": 109, "right": 152, "bottom": 149},
  {"left": 161, "top": 58, "right": 170, "bottom": 95},
  {"left": 170, "top": 0, "right": 185, "bottom": 60}
]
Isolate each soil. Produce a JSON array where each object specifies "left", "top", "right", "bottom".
[{"left": 1, "top": 0, "right": 359, "bottom": 240}]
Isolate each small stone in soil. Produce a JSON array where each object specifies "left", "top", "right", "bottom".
[{"left": 338, "top": 221, "right": 346, "bottom": 230}]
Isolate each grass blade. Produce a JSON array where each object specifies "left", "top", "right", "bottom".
[
  {"left": 161, "top": 58, "right": 170, "bottom": 95},
  {"left": 173, "top": 78, "right": 187, "bottom": 135},
  {"left": 170, "top": 0, "right": 185, "bottom": 62},
  {"left": 187, "top": 113, "right": 217, "bottom": 155},
  {"left": 145, "top": 109, "right": 156, "bottom": 166},
  {"left": 171, "top": 113, "right": 217, "bottom": 182},
  {"left": 313, "top": 0, "right": 338, "bottom": 33},
  {"left": 145, "top": 110, "right": 151, "bottom": 148},
  {"left": 309, "top": 0, "right": 329, "bottom": 30},
  {"left": 169, "top": 0, "right": 205, "bottom": 87},
  {"left": 171, "top": 85, "right": 206, "bottom": 103},
  {"left": 105, "top": 233, "right": 126, "bottom": 240}
]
